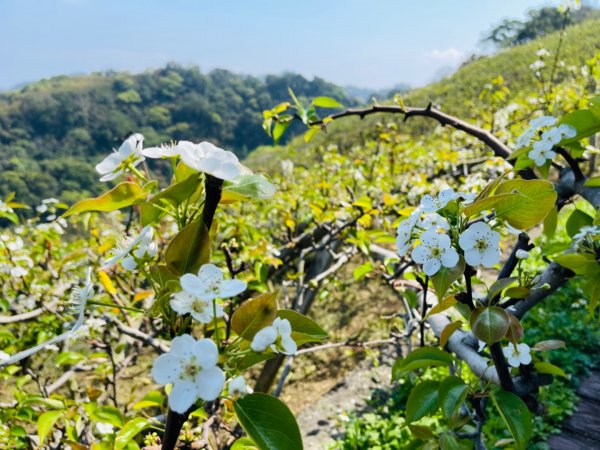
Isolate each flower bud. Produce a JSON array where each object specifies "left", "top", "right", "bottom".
[{"left": 516, "top": 249, "right": 530, "bottom": 260}]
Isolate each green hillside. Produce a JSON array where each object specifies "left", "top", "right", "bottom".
[
  {"left": 0, "top": 66, "right": 355, "bottom": 205},
  {"left": 246, "top": 17, "right": 600, "bottom": 170}
]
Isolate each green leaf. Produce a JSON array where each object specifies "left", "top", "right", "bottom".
[
  {"left": 55, "top": 351, "right": 85, "bottom": 367},
  {"left": 133, "top": 390, "right": 164, "bottom": 410},
  {"left": 487, "top": 277, "right": 518, "bottom": 302},
  {"left": 140, "top": 173, "right": 201, "bottom": 225},
  {"left": 440, "top": 321, "right": 463, "bottom": 348},
  {"left": 115, "top": 417, "right": 154, "bottom": 450},
  {"left": 63, "top": 182, "right": 147, "bottom": 217},
  {"left": 558, "top": 109, "right": 600, "bottom": 143},
  {"left": 504, "top": 286, "right": 530, "bottom": 299},
  {"left": 165, "top": 219, "right": 211, "bottom": 276},
  {"left": 231, "top": 437, "right": 259, "bottom": 450},
  {"left": 543, "top": 206, "right": 558, "bottom": 238},
  {"left": 491, "top": 390, "right": 533, "bottom": 450},
  {"left": 312, "top": 96, "right": 342, "bottom": 109},
  {"left": 90, "top": 406, "right": 125, "bottom": 428},
  {"left": 392, "top": 347, "right": 453, "bottom": 380},
  {"left": 426, "top": 295, "right": 457, "bottom": 318},
  {"left": 406, "top": 380, "right": 440, "bottom": 423},
  {"left": 276, "top": 309, "right": 328, "bottom": 346},
  {"left": 431, "top": 257, "right": 465, "bottom": 300},
  {"left": 222, "top": 174, "right": 276, "bottom": 202},
  {"left": 439, "top": 376, "right": 468, "bottom": 419},
  {"left": 234, "top": 393, "right": 303, "bottom": 450},
  {"left": 534, "top": 362, "right": 568, "bottom": 379},
  {"left": 584, "top": 176, "right": 600, "bottom": 187},
  {"left": 566, "top": 209, "right": 593, "bottom": 238},
  {"left": 470, "top": 306, "right": 510, "bottom": 345},
  {"left": 231, "top": 292, "right": 278, "bottom": 340},
  {"left": 464, "top": 180, "right": 557, "bottom": 230},
  {"left": 38, "top": 410, "right": 64, "bottom": 446},
  {"left": 353, "top": 261, "right": 374, "bottom": 280},
  {"left": 554, "top": 253, "right": 597, "bottom": 275},
  {"left": 273, "top": 120, "right": 291, "bottom": 143}
]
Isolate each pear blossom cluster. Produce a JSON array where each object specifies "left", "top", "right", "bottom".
[
  {"left": 514, "top": 115, "right": 577, "bottom": 166},
  {"left": 103, "top": 225, "right": 157, "bottom": 271},
  {"left": 396, "top": 189, "right": 502, "bottom": 275}
]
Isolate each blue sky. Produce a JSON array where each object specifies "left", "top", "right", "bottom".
[{"left": 0, "top": 0, "right": 566, "bottom": 90}]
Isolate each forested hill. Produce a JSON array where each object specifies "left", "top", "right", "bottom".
[{"left": 0, "top": 66, "right": 354, "bottom": 205}]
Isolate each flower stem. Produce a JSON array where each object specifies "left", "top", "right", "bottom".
[{"left": 489, "top": 342, "right": 515, "bottom": 393}]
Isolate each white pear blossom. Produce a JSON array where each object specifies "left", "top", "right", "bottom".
[
  {"left": 459, "top": 222, "right": 501, "bottom": 268},
  {"left": 573, "top": 225, "right": 600, "bottom": 241},
  {"left": 102, "top": 226, "right": 157, "bottom": 270},
  {"left": 179, "top": 141, "right": 251, "bottom": 181},
  {"left": 529, "top": 60, "right": 546, "bottom": 71},
  {"left": 536, "top": 48, "right": 550, "bottom": 58},
  {"left": 502, "top": 343, "right": 532, "bottom": 368},
  {"left": 151, "top": 335, "right": 225, "bottom": 413},
  {"left": 515, "top": 116, "right": 557, "bottom": 149},
  {"left": 141, "top": 141, "right": 185, "bottom": 159},
  {"left": 251, "top": 317, "right": 297, "bottom": 355},
  {"left": 95, "top": 133, "right": 145, "bottom": 182},
  {"left": 95, "top": 422, "right": 115, "bottom": 435},
  {"left": 418, "top": 213, "right": 450, "bottom": 232},
  {"left": 395, "top": 209, "right": 421, "bottom": 256},
  {"left": 515, "top": 249, "right": 530, "bottom": 260},
  {"left": 228, "top": 375, "right": 252, "bottom": 397},
  {"left": 411, "top": 230, "right": 459, "bottom": 276},
  {"left": 178, "top": 264, "right": 247, "bottom": 302},
  {"left": 170, "top": 264, "right": 246, "bottom": 323},
  {"left": 420, "top": 189, "right": 458, "bottom": 212}
]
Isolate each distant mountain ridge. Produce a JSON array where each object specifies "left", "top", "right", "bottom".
[
  {"left": 343, "top": 83, "right": 411, "bottom": 102},
  {"left": 0, "top": 65, "right": 357, "bottom": 205}
]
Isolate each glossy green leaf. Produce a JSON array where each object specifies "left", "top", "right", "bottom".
[
  {"left": 584, "top": 176, "right": 600, "bottom": 187},
  {"left": 231, "top": 292, "right": 278, "bottom": 340},
  {"left": 234, "top": 393, "right": 303, "bottom": 450},
  {"left": 439, "top": 376, "right": 468, "bottom": 419},
  {"left": 505, "top": 313, "right": 523, "bottom": 344},
  {"left": 231, "top": 437, "right": 259, "bottom": 450},
  {"left": 543, "top": 206, "right": 558, "bottom": 238},
  {"left": 534, "top": 362, "right": 568, "bottom": 379},
  {"left": 223, "top": 174, "right": 276, "bottom": 201},
  {"left": 431, "top": 257, "right": 465, "bottom": 300},
  {"left": 312, "top": 96, "right": 342, "bottom": 109},
  {"left": 38, "top": 410, "right": 64, "bottom": 446},
  {"left": 440, "top": 321, "right": 463, "bottom": 348},
  {"left": 487, "top": 277, "right": 518, "bottom": 302},
  {"left": 115, "top": 417, "right": 154, "bottom": 450},
  {"left": 566, "top": 209, "right": 593, "bottom": 238},
  {"left": 554, "top": 253, "right": 597, "bottom": 275},
  {"left": 392, "top": 347, "right": 453, "bottom": 380},
  {"left": 464, "top": 179, "right": 557, "bottom": 229},
  {"left": 140, "top": 173, "right": 201, "bottom": 225},
  {"left": 406, "top": 380, "right": 440, "bottom": 423},
  {"left": 63, "top": 182, "right": 147, "bottom": 217},
  {"left": 491, "top": 390, "right": 533, "bottom": 450},
  {"left": 470, "top": 306, "right": 510, "bottom": 344},
  {"left": 558, "top": 109, "right": 600, "bottom": 143},
  {"left": 90, "top": 405, "right": 125, "bottom": 428},
  {"left": 165, "top": 219, "right": 211, "bottom": 276},
  {"left": 353, "top": 261, "right": 374, "bottom": 280},
  {"left": 276, "top": 309, "right": 328, "bottom": 346},
  {"left": 426, "top": 295, "right": 457, "bottom": 318},
  {"left": 133, "top": 390, "right": 164, "bottom": 410}
]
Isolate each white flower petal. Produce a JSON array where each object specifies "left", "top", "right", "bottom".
[
  {"left": 441, "top": 249, "right": 459, "bottom": 268},
  {"left": 219, "top": 279, "right": 247, "bottom": 298},
  {"left": 170, "top": 334, "right": 197, "bottom": 359},
  {"left": 192, "top": 338, "right": 219, "bottom": 368},
  {"left": 423, "top": 259, "right": 441, "bottom": 276},
  {"left": 170, "top": 292, "right": 193, "bottom": 315},
  {"left": 196, "top": 367, "right": 225, "bottom": 401},
  {"left": 251, "top": 326, "right": 277, "bottom": 352},
  {"left": 169, "top": 380, "right": 199, "bottom": 414},
  {"left": 180, "top": 274, "right": 204, "bottom": 294},
  {"left": 151, "top": 353, "right": 182, "bottom": 384}
]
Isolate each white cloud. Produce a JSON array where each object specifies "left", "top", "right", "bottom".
[{"left": 425, "top": 48, "right": 464, "bottom": 64}]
